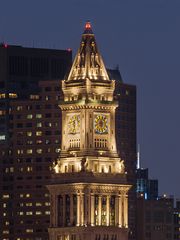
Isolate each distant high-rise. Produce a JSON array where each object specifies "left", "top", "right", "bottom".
[{"left": 136, "top": 168, "right": 158, "bottom": 200}]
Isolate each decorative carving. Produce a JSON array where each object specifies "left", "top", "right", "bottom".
[
  {"left": 53, "top": 160, "right": 61, "bottom": 173},
  {"left": 81, "top": 157, "right": 88, "bottom": 172},
  {"left": 119, "top": 160, "right": 125, "bottom": 173}
]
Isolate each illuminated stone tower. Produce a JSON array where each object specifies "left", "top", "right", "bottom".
[{"left": 47, "top": 22, "right": 131, "bottom": 240}]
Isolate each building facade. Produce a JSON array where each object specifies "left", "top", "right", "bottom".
[
  {"left": 174, "top": 199, "right": 180, "bottom": 240},
  {"left": 47, "top": 22, "right": 132, "bottom": 240},
  {"left": 0, "top": 45, "right": 71, "bottom": 240},
  {"left": 137, "top": 196, "right": 174, "bottom": 240}
]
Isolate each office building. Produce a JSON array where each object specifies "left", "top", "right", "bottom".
[
  {"left": 0, "top": 45, "right": 72, "bottom": 240},
  {"left": 136, "top": 168, "right": 158, "bottom": 200},
  {"left": 137, "top": 196, "right": 174, "bottom": 240},
  {"left": 174, "top": 199, "right": 180, "bottom": 240}
]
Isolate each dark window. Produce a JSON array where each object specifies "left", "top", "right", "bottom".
[
  {"left": 30, "top": 57, "right": 49, "bottom": 77},
  {"left": 45, "top": 113, "right": 51, "bottom": 118},
  {"left": 36, "top": 105, "right": 41, "bottom": 110},
  {"left": 26, "top": 123, "right": 32, "bottom": 127},
  {"left": 17, "top": 123, "right": 23, "bottom": 128},
  {"left": 45, "top": 87, "right": 51, "bottom": 91},
  {"left": 9, "top": 56, "right": 28, "bottom": 76},
  {"left": 45, "top": 104, "right": 52, "bottom": 109},
  {"left": 45, "top": 131, "right": 51, "bottom": 135}
]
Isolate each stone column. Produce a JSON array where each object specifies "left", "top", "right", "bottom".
[
  {"left": 70, "top": 194, "right": 74, "bottom": 226},
  {"left": 62, "top": 195, "right": 66, "bottom": 227},
  {"left": 84, "top": 194, "right": 87, "bottom": 226},
  {"left": 91, "top": 194, "right": 95, "bottom": 226},
  {"left": 115, "top": 195, "right": 119, "bottom": 226},
  {"left": 106, "top": 195, "right": 110, "bottom": 226},
  {"left": 77, "top": 194, "right": 80, "bottom": 226},
  {"left": 118, "top": 195, "right": 122, "bottom": 227},
  {"left": 124, "top": 194, "right": 128, "bottom": 227},
  {"left": 80, "top": 193, "right": 84, "bottom": 226},
  {"left": 98, "top": 195, "right": 102, "bottom": 226}
]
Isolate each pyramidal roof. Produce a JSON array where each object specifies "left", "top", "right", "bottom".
[{"left": 67, "top": 22, "right": 110, "bottom": 82}]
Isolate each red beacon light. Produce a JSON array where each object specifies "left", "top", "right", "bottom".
[
  {"left": 85, "top": 22, "right": 91, "bottom": 29},
  {"left": 67, "top": 48, "right": 72, "bottom": 52}
]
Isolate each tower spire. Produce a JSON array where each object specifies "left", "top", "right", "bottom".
[{"left": 67, "top": 21, "right": 110, "bottom": 81}]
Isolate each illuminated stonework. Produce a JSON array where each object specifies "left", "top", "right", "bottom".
[{"left": 47, "top": 22, "right": 131, "bottom": 240}]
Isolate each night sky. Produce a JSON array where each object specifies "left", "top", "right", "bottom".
[{"left": 1, "top": 0, "right": 180, "bottom": 197}]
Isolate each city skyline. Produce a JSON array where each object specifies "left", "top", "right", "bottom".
[{"left": 0, "top": 0, "right": 180, "bottom": 197}]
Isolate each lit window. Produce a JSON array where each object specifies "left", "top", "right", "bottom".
[
  {"left": 30, "top": 94, "right": 39, "bottom": 100},
  {"left": 36, "top": 114, "right": 42, "bottom": 119},
  {"left": 36, "top": 149, "right": 42, "bottom": 154},
  {"left": 9, "top": 93, "right": 17, "bottom": 98},
  {"left": 27, "top": 132, "right": 32, "bottom": 137},
  {"left": 2, "top": 194, "right": 10, "bottom": 199},
  {"left": 27, "top": 149, "right": 33, "bottom": 154},
  {"left": 36, "top": 131, "right": 42, "bottom": 136},
  {"left": 45, "top": 139, "right": 51, "bottom": 144},
  {"left": 35, "top": 202, "right": 42, "bottom": 206},
  {"left": 27, "top": 166, "right": 33, "bottom": 172},
  {"left": 0, "top": 135, "right": 6, "bottom": 140},
  {"left": 45, "top": 122, "right": 52, "bottom": 127},
  {"left": 26, "top": 203, "right": 33, "bottom": 206},
  {"left": 26, "top": 194, "right": 31, "bottom": 198},
  {"left": 45, "top": 202, "right": 50, "bottom": 206},
  {"left": 36, "top": 122, "right": 42, "bottom": 127},
  {"left": 17, "top": 106, "right": 23, "bottom": 111},
  {"left": 45, "top": 96, "right": 50, "bottom": 100},
  {"left": 17, "top": 149, "right": 23, "bottom": 155},
  {"left": 26, "top": 228, "right": 33, "bottom": 233},
  {"left": 0, "top": 110, "right": 6, "bottom": 116},
  {"left": 27, "top": 114, "right": 33, "bottom": 119},
  {"left": 45, "top": 211, "right": 50, "bottom": 215},
  {"left": 36, "top": 140, "right": 42, "bottom": 144},
  {"left": 0, "top": 93, "right": 5, "bottom": 99},
  {"left": 35, "top": 211, "right": 42, "bottom": 215}
]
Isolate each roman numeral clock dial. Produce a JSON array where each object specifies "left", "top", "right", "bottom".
[
  {"left": 94, "top": 114, "right": 108, "bottom": 134},
  {"left": 68, "top": 115, "right": 80, "bottom": 134}
]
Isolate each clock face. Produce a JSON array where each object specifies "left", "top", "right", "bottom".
[
  {"left": 68, "top": 115, "right": 80, "bottom": 134},
  {"left": 94, "top": 114, "right": 108, "bottom": 134}
]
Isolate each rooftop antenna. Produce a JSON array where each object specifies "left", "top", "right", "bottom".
[{"left": 137, "top": 144, "right": 140, "bottom": 169}]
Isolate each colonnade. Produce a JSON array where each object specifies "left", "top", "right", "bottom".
[{"left": 50, "top": 192, "right": 128, "bottom": 228}]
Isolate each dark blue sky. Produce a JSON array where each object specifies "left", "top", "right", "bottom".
[{"left": 1, "top": 0, "right": 180, "bottom": 197}]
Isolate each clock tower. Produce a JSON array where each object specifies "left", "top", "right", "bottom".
[{"left": 47, "top": 22, "right": 131, "bottom": 240}]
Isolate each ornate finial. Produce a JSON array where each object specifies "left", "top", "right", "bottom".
[{"left": 83, "top": 21, "right": 93, "bottom": 34}]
